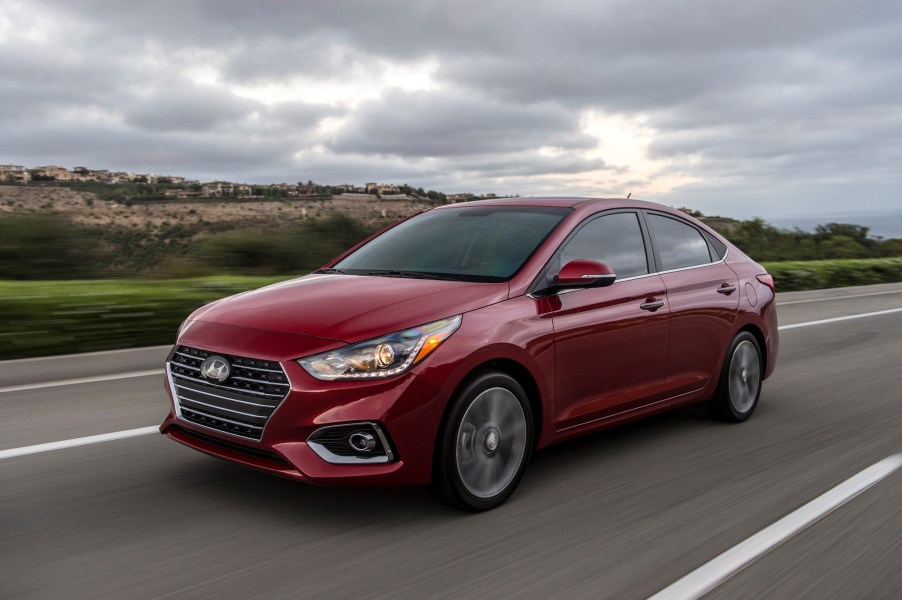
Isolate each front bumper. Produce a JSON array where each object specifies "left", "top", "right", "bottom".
[{"left": 159, "top": 321, "right": 449, "bottom": 486}]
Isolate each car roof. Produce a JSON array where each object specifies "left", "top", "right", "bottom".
[
  {"left": 433, "top": 196, "right": 675, "bottom": 211},
  {"left": 429, "top": 197, "right": 728, "bottom": 242}
]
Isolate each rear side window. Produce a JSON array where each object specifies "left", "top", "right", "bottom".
[
  {"left": 556, "top": 212, "right": 649, "bottom": 279},
  {"left": 646, "top": 213, "right": 712, "bottom": 270},
  {"left": 704, "top": 231, "right": 728, "bottom": 260}
]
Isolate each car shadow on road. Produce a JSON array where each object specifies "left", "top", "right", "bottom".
[{"left": 170, "top": 404, "right": 722, "bottom": 523}]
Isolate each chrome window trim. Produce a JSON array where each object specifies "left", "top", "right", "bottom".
[
  {"left": 527, "top": 248, "right": 729, "bottom": 298},
  {"left": 615, "top": 248, "right": 729, "bottom": 283},
  {"left": 307, "top": 422, "right": 395, "bottom": 465}
]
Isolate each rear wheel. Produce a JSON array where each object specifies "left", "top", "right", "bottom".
[
  {"left": 431, "top": 372, "right": 533, "bottom": 511},
  {"left": 706, "top": 332, "right": 763, "bottom": 422}
]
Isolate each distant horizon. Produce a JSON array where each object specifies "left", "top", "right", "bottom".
[{"left": 769, "top": 210, "right": 902, "bottom": 240}]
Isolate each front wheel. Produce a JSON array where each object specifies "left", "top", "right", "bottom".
[
  {"left": 431, "top": 372, "right": 533, "bottom": 511},
  {"left": 706, "top": 332, "right": 763, "bottom": 422}
]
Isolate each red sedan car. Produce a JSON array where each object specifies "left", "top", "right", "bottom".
[{"left": 160, "top": 198, "right": 778, "bottom": 510}]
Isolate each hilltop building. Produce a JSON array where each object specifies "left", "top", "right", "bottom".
[
  {"left": 202, "top": 182, "right": 252, "bottom": 197},
  {"left": 0, "top": 164, "right": 31, "bottom": 183},
  {"left": 365, "top": 182, "right": 401, "bottom": 195}
]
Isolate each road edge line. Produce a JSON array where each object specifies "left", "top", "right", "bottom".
[
  {"left": 647, "top": 453, "right": 902, "bottom": 600},
  {"left": 778, "top": 307, "right": 902, "bottom": 331}
]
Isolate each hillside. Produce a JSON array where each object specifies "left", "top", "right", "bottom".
[{"left": 0, "top": 184, "right": 433, "bottom": 231}]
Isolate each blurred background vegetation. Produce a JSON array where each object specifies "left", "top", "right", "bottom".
[
  {"left": 0, "top": 212, "right": 378, "bottom": 280},
  {"left": 700, "top": 216, "right": 902, "bottom": 262},
  {"left": 2, "top": 191, "right": 902, "bottom": 359},
  {"left": 2, "top": 208, "right": 902, "bottom": 281}
]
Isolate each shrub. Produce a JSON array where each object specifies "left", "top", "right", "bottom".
[{"left": 762, "top": 258, "right": 902, "bottom": 291}]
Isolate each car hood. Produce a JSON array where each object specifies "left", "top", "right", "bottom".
[{"left": 189, "top": 274, "right": 510, "bottom": 343}]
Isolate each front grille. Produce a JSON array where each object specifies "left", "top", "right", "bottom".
[{"left": 169, "top": 345, "right": 290, "bottom": 440}]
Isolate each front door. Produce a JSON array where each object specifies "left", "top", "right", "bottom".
[{"left": 548, "top": 211, "right": 670, "bottom": 428}]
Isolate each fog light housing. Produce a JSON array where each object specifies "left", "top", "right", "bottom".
[{"left": 307, "top": 422, "right": 396, "bottom": 464}]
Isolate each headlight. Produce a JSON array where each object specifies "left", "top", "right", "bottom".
[{"left": 298, "top": 315, "right": 462, "bottom": 380}]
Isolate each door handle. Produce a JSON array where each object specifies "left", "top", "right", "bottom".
[
  {"left": 717, "top": 284, "right": 737, "bottom": 295},
  {"left": 640, "top": 300, "right": 666, "bottom": 311}
]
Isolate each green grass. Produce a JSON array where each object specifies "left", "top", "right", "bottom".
[
  {"left": 1, "top": 257, "right": 902, "bottom": 359},
  {"left": 0, "top": 276, "right": 288, "bottom": 360}
]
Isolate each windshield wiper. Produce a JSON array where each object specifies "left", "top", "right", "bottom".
[
  {"left": 313, "top": 267, "right": 347, "bottom": 275},
  {"left": 365, "top": 270, "right": 459, "bottom": 281}
]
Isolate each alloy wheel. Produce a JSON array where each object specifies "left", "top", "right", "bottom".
[
  {"left": 728, "top": 340, "right": 761, "bottom": 413},
  {"left": 455, "top": 387, "right": 528, "bottom": 499}
]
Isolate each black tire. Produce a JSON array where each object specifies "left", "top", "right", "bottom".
[
  {"left": 431, "top": 371, "right": 534, "bottom": 511},
  {"left": 706, "top": 331, "right": 763, "bottom": 422}
]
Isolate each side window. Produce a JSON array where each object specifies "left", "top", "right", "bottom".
[
  {"left": 557, "top": 212, "right": 649, "bottom": 279},
  {"left": 703, "top": 231, "right": 727, "bottom": 260},
  {"left": 646, "top": 213, "right": 712, "bottom": 270}
]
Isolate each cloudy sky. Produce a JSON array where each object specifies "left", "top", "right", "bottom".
[{"left": 1, "top": 0, "right": 901, "bottom": 219}]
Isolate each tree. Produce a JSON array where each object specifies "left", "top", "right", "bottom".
[
  {"left": 819, "top": 235, "right": 869, "bottom": 259},
  {"left": 815, "top": 223, "right": 869, "bottom": 243}
]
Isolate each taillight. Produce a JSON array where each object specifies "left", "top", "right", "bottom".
[{"left": 756, "top": 273, "right": 775, "bottom": 291}]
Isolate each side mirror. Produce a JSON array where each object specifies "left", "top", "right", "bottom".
[{"left": 555, "top": 259, "right": 617, "bottom": 289}]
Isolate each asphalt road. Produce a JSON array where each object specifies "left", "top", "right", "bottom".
[{"left": 2, "top": 283, "right": 901, "bottom": 599}]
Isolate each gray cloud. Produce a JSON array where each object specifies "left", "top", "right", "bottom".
[
  {"left": 2, "top": 0, "right": 902, "bottom": 219},
  {"left": 123, "top": 86, "right": 262, "bottom": 133},
  {"left": 222, "top": 37, "right": 361, "bottom": 83},
  {"left": 328, "top": 89, "right": 595, "bottom": 158}
]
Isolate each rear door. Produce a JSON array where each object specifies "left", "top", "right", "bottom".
[
  {"left": 644, "top": 212, "right": 739, "bottom": 395},
  {"left": 546, "top": 211, "right": 670, "bottom": 428}
]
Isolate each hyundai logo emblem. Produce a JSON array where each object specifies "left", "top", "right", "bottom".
[{"left": 200, "top": 355, "right": 231, "bottom": 382}]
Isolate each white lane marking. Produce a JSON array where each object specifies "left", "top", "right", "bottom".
[
  {"left": 778, "top": 307, "right": 902, "bottom": 331},
  {"left": 648, "top": 454, "right": 902, "bottom": 600},
  {"left": 779, "top": 288, "right": 902, "bottom": 305},
  {"left": 0, "top": 369, "right": 164, "bottom": 394},
  {"left": 0, "top": 426, "right": 159, "bottom": 460}
]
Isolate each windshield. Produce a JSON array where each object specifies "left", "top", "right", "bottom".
[{"left": 333, "top": 205, "right": 571, "bottom": 282}]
